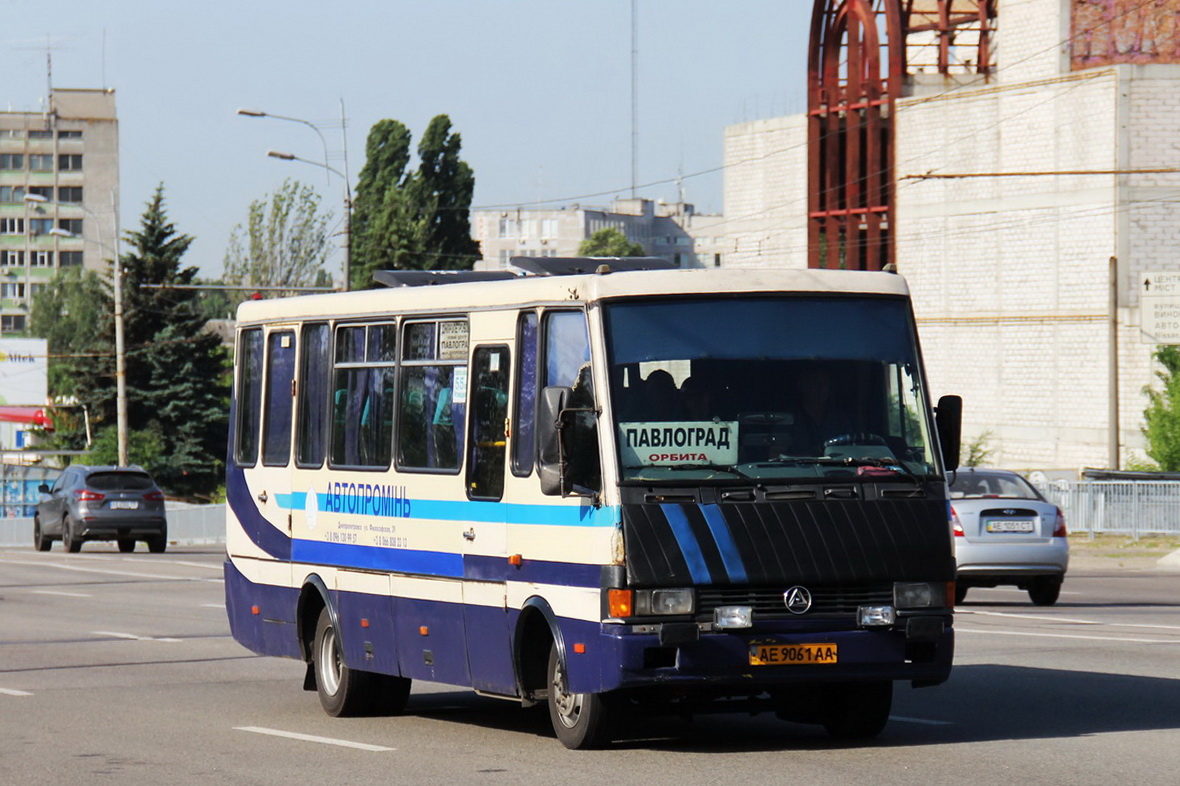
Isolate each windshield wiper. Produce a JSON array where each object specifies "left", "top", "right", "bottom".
[
  {"left": 625, "top": 463, "right": 765, "bottom": 488},
  {"left": 764, "top": 455, "right": 920, "bottom": 479}
]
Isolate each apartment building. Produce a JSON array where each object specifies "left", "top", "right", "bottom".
[
  {"left": 471, "top": 198, "right": 727, "bottom": 270},
  {"left": 0, "top": 88, "right": 118, "bottom": 335}
]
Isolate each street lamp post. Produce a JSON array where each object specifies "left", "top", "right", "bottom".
[
  {"left": 237, "top": 108, "right": 331, "bottom": 189},
  {"left": 238, "top": 108, "right": 352, "bottom": 291},
  {"left": 266, "top": 150, "right": 352, "bottom": 292},
  {"left": 26, "top": 192, "right": 128, "bottom": 467}
]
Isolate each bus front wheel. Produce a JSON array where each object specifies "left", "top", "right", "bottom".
[{"left": 547, "top": 643, "right": 612, "bottom": 749}]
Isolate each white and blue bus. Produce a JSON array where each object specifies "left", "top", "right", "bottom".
[{"left": 225, "top": 259, "right": 962, "bottom": 748}]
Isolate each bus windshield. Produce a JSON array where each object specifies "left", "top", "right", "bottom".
[{"left": 603, "top": 295, "right": 939, "bottom": 483}]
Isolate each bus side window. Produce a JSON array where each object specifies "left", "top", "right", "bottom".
[
  {"left": 262, "top": 330, "right": 296, "bottom": 466},
  {"left": 295, "top": 323, "right": 330, "bottom": 468},
  {"left": 234, "top": 328, "right": 264, "bottom": 467},
  {"left": 512, "top": 311, "right": 538, "bottom": 476},
  {"left": 397, "top": 320, "right": 466, "bottom": 472},
  {"left": 467, "top": 346, "right": 510, "bottom": 500},
  {"left": 541, "top": 311, "right": 600, "bottom": 494},
  {"left": 329, "top": 323, "right": 396, "bottom": 469}
]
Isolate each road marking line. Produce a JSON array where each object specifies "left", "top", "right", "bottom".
[
  {"left": 890, "top": 715, "right": 953, "bottom": 726},
  {"left": 234, "top": 726, "right": 395, "bottom": 752},
  {"left": 0, "top": 688, "right": 33, "bottom": 697},
  {"left": 973, "top": 586, "right": 1080, "bottom": 596},
  {"left": 957, "top": 626, "right": 1180, "bottom": 644},
  {"left": 30, "top": 590, "right": 93, "bottom": 598},
  {"left": 91, "top": 631, "right": 183, "bottom": 643},
  {"left": 201, "top": 603, "right": 226, "bottom": 609},
  {"left": 0, "top": 559, "right": 188, "bottom": 582},
  {"left": 960, "top": 610, "right": 1101, "bottom": 625},
  {"left": 960, "top": 610, "right": 1180, "bottom": 632},
  {"left": 172, "top": 561, "right": 223, "bottom": 571}
]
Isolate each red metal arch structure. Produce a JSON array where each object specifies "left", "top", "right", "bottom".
[{"left": 808, "top": 1, "right": 996, "bottom": 270}]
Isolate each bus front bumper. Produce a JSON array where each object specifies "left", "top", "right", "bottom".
[{"left": 569, "top": 617, "right": 953, "bottom": 694}]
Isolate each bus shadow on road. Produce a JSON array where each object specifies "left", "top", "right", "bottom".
[
  {"left": 887, "top": 664, "right": 1180, "bottom": 745},
  {"left": 400, "top": 664, "right": 1180, "bottom": 751}
]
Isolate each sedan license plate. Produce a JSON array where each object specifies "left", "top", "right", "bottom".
[
  {"left": 985, "top": 519, "right": 1035, "bottom": 533},
  {"left": 109, "top": 501, "right": 139, "bottom": 510},
  {"left": 749, "top": 643, "right": 838, "bottom": 666}
]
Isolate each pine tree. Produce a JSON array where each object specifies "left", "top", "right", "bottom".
[{"left": 117, "top": 186, "right": 229, "bottom": 498}]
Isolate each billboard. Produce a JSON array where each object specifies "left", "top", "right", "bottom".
[{"left": 0, "top": 338, "right": 48, "bottom": 406}]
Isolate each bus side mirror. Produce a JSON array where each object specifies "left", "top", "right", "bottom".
[
  {"left": 936, "top": 395, "right": 963, "bottom": 473},
  {"left": 537, "top": 386, "right": 572, "bottom": 496}
]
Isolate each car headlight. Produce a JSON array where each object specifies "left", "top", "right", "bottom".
[{"left": 894, "top": 582, "right": 949, "bottom": 609}]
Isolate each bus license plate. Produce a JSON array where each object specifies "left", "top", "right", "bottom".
[
  {"left": 985, "top": 519, "right": 1034, "bottom": 533},
  {"left": 109, "top": 501, "right": 139, "bottom": 510},
  {"left": 749, "top": 643, "right": 838, "bottom": 666}
]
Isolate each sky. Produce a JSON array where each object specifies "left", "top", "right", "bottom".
[{"left": 2, "top": 0, "right": 809, "bottom": 280}]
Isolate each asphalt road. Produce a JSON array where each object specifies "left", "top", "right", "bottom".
[{"left": 1, "top": 545, "right": 1178, "bottom": 785}]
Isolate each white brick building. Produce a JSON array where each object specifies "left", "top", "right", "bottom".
[{"left": 723, "top": 0, "right": 1180, "bottom": 472}]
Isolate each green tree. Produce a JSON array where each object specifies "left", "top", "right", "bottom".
[
  {"left": 350, "top": 114, "right": 480, "bottom": 288},
  {"left": 963, "top": 431, "right": 994, "bottom": 467},
  {"left": 578, "top": 227, "right": 646, "bottom": 257},
  {"left": 1143, "top": 345, "right": 1180, "bottom": 470},
  {"left": 118, "top": 186, "right": 230, "bottom": 498},
  {"left": 223, "top": 178, "right": 333, "bottom": 304},
  {"left": 29, "top": 267, "right": 112, "bottom": 413},
  {"left": 408, "top": 115, "right": 481, "bottom": 271}
]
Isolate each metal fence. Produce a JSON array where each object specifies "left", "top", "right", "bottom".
[
  {"left": 1034, "top": 480, "right": 1180, "bottom": 539},
  {"left": 0, "top": 503, "right": 226, "bottom": 548},
  {"left": 5, "top": 484, "right": 1179, "bottom": 545}
]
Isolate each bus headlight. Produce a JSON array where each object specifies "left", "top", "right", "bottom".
[
  {"left": 894, "top": 582, "right": 948, "bottom": 609},
  {"left": 636, "top": 588, "right": 695, "bottom": 616},
  {"left": 609, "top": 588, "right": 695, "bottom": 618},
  {"left": 859, "top": 605, "right": 896, "bottom": 627},
  {"left": 713, "top": 605, "right": 753, "bottom": 629}
]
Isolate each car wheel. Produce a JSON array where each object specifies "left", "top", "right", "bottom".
[
  {"left": 147, "top": 533, "right": 167, "bottom": 553},
  {"left": 62, "top": 516, "right": 82, "bottom": 553},
  {"left": 1028, "top": 578, "right": 1062, "bottom": 606},
  {"left": 821, "top": 681, "right": 892, "bottom": 740},
  {"left": 34, "top": 517, "right": 52, "bottom": 552},
  {"left": 547, "top": 642, "right": 612, "bottom": 749},
  {"left": 117, "top": 539, "right": 136, "bottom": 553},
  {"left": 313, "top": 607, "right": 375, "bottom": 717}
]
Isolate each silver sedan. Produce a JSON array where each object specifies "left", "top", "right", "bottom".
[{"left": 950, "top": 468, "right": 1069, "bottom": 605}]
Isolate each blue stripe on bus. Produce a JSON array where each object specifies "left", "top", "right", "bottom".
[
  {"left": 699, "top": 503, "right": 748, "bottom": 583},
  {"left": 463, "top": 554, "right": 602, "bottom": 587},
  {"left": 273, "top": 491, "right": 619, "bottom": 528},
  {"left": 286, "top": 542, "right": 603, "bottom": 587},
  {"left": 291, "top": 539, "right": 465, "bottom": 577},
  {"left": 660, "top": 503, "right": 712, "bottom": 584}
]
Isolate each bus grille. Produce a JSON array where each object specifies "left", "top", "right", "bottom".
[{"left": 696, "top": 584, "right": 893, "bottom": 620}]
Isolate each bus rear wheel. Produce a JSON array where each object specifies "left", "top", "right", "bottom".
[
  {"left": 313, "top": 608, "right": 373, "bottom": 717},
  {"left": 547, "top": 643, "right": 612, "bottom": 749}
]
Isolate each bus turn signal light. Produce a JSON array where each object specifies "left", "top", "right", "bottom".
[{"left": 608, "top": 589, "right": 632, "bottom": 618}]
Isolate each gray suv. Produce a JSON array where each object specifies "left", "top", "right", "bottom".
[{"left": 35, "top": 465, "right": 168, "bottom": 554}]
